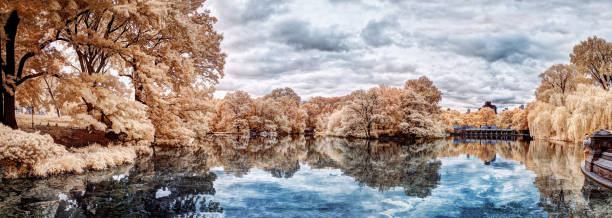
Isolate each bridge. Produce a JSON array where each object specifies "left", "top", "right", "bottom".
[
  {"left": 453, "top": 128, "right": 516, "bottom": 136},
  {"left": 451, "top": 127, "right": 531, "bottom": 141}
]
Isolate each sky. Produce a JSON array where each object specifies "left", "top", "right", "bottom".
[
  {"left": 209, "top": 156, "right": 542, "bottom": 217},
  {"left": 205, "top": 0, "right": 612, "bottom": 111}
]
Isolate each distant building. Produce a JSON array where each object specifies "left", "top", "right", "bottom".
[{"left": 481, "top": 101, "right": 497, "bottom": 114}]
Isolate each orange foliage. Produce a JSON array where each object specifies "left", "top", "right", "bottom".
[
  {"left": 320, "top": 77, "right": 445, "bottom": 138},
  {"left": 528, "top": 36, "right": 612, "bottom": 141}
]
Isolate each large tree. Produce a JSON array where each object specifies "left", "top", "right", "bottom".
[
  {"left": 0, "top": 1, "right": 225, "bottom": 144},
  {"left": 345, "top": 88, "right": 379, "bottom": 138},
  {"left": 570, "top": 36, "right": 612, "bottom": 90}
]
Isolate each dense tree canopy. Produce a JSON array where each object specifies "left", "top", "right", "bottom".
[
  {"left": 0, "top": 0, "right": 227, "bottom": 177},
  {"left": 530, "top": 36, "right": 612, "bottom": 141},
  {"left": 570, "top": 36, "right": 612, "bottom": 90}
]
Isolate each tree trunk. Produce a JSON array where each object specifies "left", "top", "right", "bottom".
[
  {"left": 2, "top": 92, "right": 17, "bottom": 129},
  {"left": 31, "top": 107, "right": 34, "bottom": 129},
  {"left": 129, "top": 62, "right": 146, "bottom": 104},
  {"left": 134, "top": 83, "right": 145, "bottom": 103},
  {"left": 1, "top": 11, "right": 18, "bottom": 129},
  {"left": 366, "top": 122, "right": 371, "bottom": 138},
  {"left": 0, "top": 92, "right": 4, "bottom": 123},
  {"left": 42, "top": 77, "right": 61, "bottom": 117}
]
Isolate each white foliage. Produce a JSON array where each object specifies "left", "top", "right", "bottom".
[{"left": 0, "top": 124, "right": 138, "bottom": 178}]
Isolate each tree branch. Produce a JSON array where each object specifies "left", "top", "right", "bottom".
[
  {"left": 16, "top": 71, "right": 50, "bottom": 86},
  {"left": 16, "top": 52, "right": 35, "bottom": 79}
]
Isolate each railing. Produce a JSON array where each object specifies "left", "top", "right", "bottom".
[{"left": 451, "top": 127, "right": 531, "bottom": 141}]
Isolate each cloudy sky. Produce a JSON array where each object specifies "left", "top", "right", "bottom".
[{"left": 204, "top": 0, "right": 612, "bottom": 111}]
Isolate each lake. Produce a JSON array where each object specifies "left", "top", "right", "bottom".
[{"left": 1, "top": 136, "right": 611, "bottom": 217}]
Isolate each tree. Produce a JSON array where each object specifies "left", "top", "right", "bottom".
[
  {"left": 398, "top": 87, "right": 442, "bottom": 137},
  {"left": 251, "top": 97, "right": 283, "bottom": 133},
  {"left": 0, "top": 11, "right": 45, "bottom": 128},
  {"left": 217, "top": 91, "right": 253, "bottom": 133},
  {"left": 538, "top": 64, "right": 578, "bottom": 104},
  {"left": 345, "top": 88, "right": 379, "bottom": 138},
  {"left": 440, "top": 109, "right": 465, "bottom": 127},
  {"left": 41, "top": 76, "right": 62, "bottom": 117},
  {"left": 0, "top": 1, "right": 87, "bottom": 129},
  {"left": 511, "top": 107, "right": 529, "bottom": 131},
  {"left": 16, "top": 75, "right": 63, "bottom": 122},
  {"left": 265, "top": 87, "right": 301, "bottom": 103},
  {"left": 570, "top": 36, "right": 612, "bottom": 90},
  {"left": 540, "top": 64, "right": 577, "bottom": 95},
  {"left": 114, "top": 0, "right": 225, "bottom": 104},
  {"left": 262, "top": 88, "right": 306, "bottom": 134},
  {"left": 374, "top": 85, "right": 403, "bottom": 134},
  {"left": 300, "top": 102, "right": 320, "bottom": 128},
  {"left": 404, "top": 76, "right": 442, "bottom": 113},
  {"left": 498, "top": 108, "right": 519, "bottom": 128},
  {"left": 114, "top": 0, "right": 225, "bottom": 143},
  {"left": 49, "top": 1, "right": 168, "bottom": 126},
  {"left": 475, "top": 107, "right": 496, "bottom": 127},
  {"left": 3, "top": 1, "right": 225, "bottom": 143}
]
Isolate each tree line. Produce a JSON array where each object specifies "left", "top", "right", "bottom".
[{"left": 212, "top": 76, "right": 446, "bottom": 139}]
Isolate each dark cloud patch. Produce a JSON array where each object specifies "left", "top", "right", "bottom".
[
  {"left": 227, "top": 50, "right": 330, "bottom": 79},
  {"left": 490, "top": 95, "right": 523, "bottom": 105},
  {"left": 328, "top": 0, "right": 361, "bottom": 3},
  {"left": 460, "top": 35, "right": 531, "bottom": 63},
  {"left": 381, "top": 63, "right": 417, "bottom": 73},
  {"left": 361, "top": 17, "right": 398, "bottom": 47},
  {"left": 430, "top": 34, "right": 532, "bottom": 64},
  {"left": 273, "top": 20, "right": 352, "bottom": 52},
  {"left": 416, "top": 32, "right": 564, "bottom": 66},
  {"left": 241, "top": 0, "right": 290, "bottom": 23}
]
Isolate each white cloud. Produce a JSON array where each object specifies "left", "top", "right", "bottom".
[{"left": 205, "top": 0, "right": 612, "bottom": 110}]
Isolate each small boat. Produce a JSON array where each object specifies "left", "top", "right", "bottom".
[{"left": 582, "top": 129, "right": 612, "bottom": 189}]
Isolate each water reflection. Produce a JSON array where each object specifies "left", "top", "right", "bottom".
[
  {"left": 440, "top": 138, "right": 611, "bottom": 217},
  {"left": 0, "top": 136, "right": 611, "bottom": 217}
]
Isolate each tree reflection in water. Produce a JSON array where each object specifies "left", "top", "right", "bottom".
[
  {"left": 439, "top": 138, "right": 612, "bottom": 217},
  {"left": 2, "top": 136, "right": 612, "bottom": 217},
  {"left": 0, "top": 146, "right": 223, "bottom": 217},
  {"left": 325, "top": 138, "right": 444, "bottom": 198},
  {"left": 56, "top": 146, "right": 222, "bottom": 217},
  {"left": 201, "top": 136, "right": 446, "bottom": 198}
]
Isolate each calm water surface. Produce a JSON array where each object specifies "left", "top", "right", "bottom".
[{"left": 1, "top": 136, "right": 611, "bottom": 217}]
